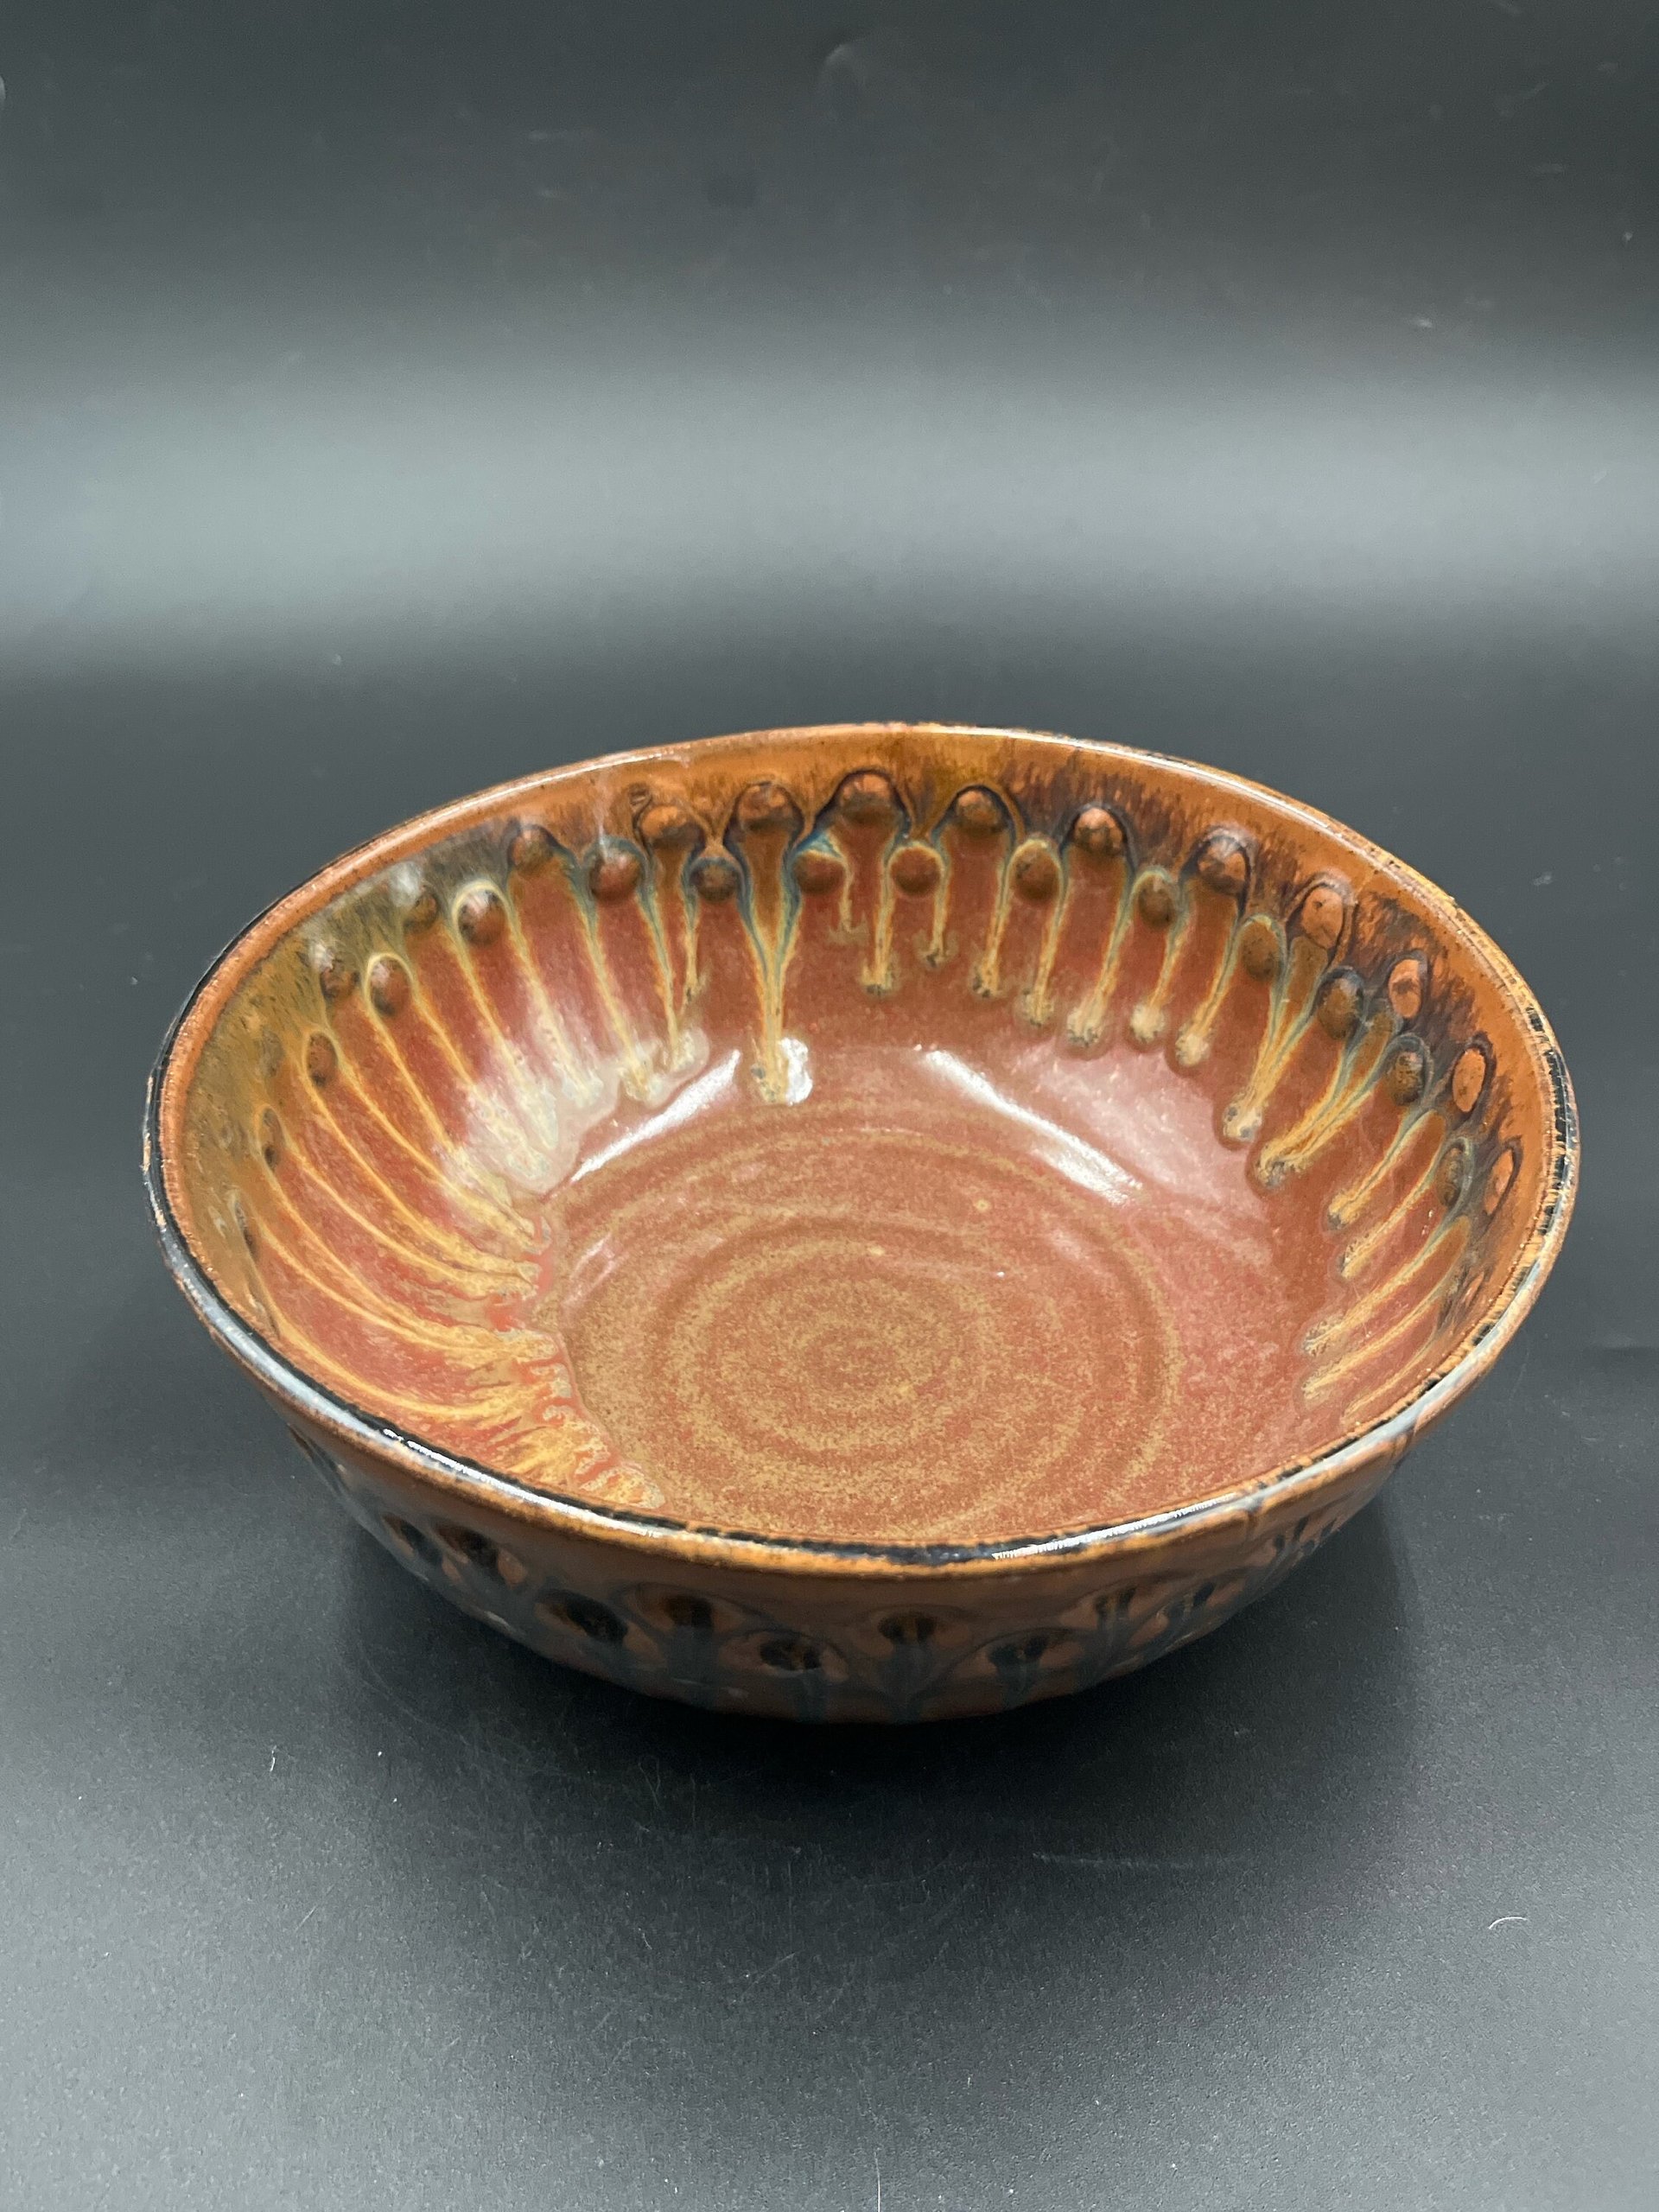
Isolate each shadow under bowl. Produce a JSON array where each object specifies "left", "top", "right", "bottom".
[{"left": 145, "top": 724, "right": 1575, "bottom": 1719}]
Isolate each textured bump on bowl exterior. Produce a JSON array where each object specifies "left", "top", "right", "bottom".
[{"left": 146, "top": 726, "right": 1575, "bottom": 1720}]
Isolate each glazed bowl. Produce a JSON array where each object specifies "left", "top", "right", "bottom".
[{"left": 145, "top": 725, "right": 1575, "bottom": 1721}]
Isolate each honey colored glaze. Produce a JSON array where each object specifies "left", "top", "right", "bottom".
[{"left": 157, "top": 727, "right": 1568, "bottom": 1574}]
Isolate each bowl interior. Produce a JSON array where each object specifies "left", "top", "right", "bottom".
[{"left": 156, "top": 727, "right": 1562, "bottom": 1548}]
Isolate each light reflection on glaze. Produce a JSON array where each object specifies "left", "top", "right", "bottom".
[
  {"left": 570, "top": 1048, "right": 738, "bottom": 1186},
  {"left": 919, "top": 1048, "right": 1141, "bottom": 1205}
]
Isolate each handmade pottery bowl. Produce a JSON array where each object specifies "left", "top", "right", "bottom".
[{"left": 146, "top": 725, "right": 1575, "bottom": 1720}]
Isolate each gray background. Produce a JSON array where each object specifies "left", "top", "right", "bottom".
[{"left": 2, "top": 3, "right": 1655, "bottom": 2206}]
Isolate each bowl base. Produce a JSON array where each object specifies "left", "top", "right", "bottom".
[{"left": 545, "top": 1039, "right": 1335, "bottom": 1546}]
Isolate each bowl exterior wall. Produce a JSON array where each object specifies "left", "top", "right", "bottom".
[{"left": 276, "top": 1394, "right": 1403, "bottom": 1721}]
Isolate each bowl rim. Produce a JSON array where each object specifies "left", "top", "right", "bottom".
[{"left": 143, "top": 723, "right": 1579, "bottom": 1578}]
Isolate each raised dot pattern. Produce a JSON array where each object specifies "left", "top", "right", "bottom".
[{"left": 318, "top": 1435, "right": 1375, "bottom": 1720}]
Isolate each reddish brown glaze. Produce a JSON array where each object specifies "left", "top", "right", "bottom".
[{"left": 145, "top": 725, "right": 1576, "bottom": 1719}]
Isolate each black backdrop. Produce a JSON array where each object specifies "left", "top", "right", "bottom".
[{"left": 2, "top": 5, "right": 1655, "bottom": 2207}]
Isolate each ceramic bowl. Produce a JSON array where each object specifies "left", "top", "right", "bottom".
[{"left": 145, "top": 725, "right": 1576, "bottom": 1720}]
